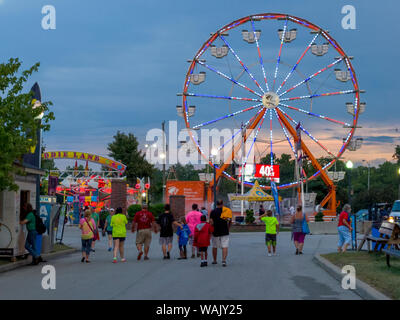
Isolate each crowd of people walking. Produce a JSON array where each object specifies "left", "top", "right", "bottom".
[
  {"left": 77, "top": 200, "right": 232, "bottom": 267},
  {"left": 19, "top": 200, "right": 355, "bottom": 267}
]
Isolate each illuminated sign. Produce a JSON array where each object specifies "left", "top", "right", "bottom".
[
  {"left": 42, "top": 151, "right": 126, "bottom": 172},
  {"left": 254, "top": 165, "right": 280, "bottom": 180}
]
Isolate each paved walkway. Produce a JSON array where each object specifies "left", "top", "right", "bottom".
[{"left": 0, "top": 227, "right": 360, "bottom": 300}]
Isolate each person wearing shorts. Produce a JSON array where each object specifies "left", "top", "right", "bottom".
[
  {"left": 291, "top": 205, "right": 309, "bottom": 255},
  {"left": 210, "top": 200, "right": 231, "bottom": 267},
  {"left": 132, "top": 204, "right": 155, "bottom": 260},
  {"left": 110, "top": 207, "right": 128, "bottom": 263},
  {"left": 157, "top": 204, "right": 182, "bottom": 259},
  {"left": 260, "top": 210, "right": 279, "bottom": 256},
  {"left": 337, "top": 204, "right": 353, "bottom": 253}
]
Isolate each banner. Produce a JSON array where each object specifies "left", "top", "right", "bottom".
[{"left": 271, "top": 181, "right": 281, "bottom": 215}]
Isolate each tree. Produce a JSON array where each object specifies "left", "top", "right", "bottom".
[
  {"left": 0, "top": 58, "right": 54, "bottom": 191},
  {"left": 394, "top": 145, "right": 400, "bottom": 164},
  {"left": 107, "top": 131, "right": 154, "bottom": 185}
]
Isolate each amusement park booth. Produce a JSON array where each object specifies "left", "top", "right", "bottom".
[{"left": 0, "top": 162, "right": 45, "bottom": 259}]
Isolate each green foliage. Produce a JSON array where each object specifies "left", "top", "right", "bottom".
[
  {"left": 127, "top": 204, "right": 142, "bottom": 219},
  {"left": 0, "top": 58, "right": 54, "bottom": 191},
  {"left": 314, "top": 211, "right": 324, "bottom": 222},
  {"left": 394, "top": 145, "right": 400, "bottom": 164},
  {"left": 149, "top": 203, "right": 165, "bottom": 219},
  {"left": 107, "top": 131, "right": 154, "bottom": 186},
  {"left": 127, "top": 203, "right": 165, "bottom": 221},
  {"left": 245, "top": 209, "right": 255, "bottom": 224}
]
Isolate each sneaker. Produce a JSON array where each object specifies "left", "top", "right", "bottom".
[
  {"left": 200, "top": 262, "right": 206, "bottom": 267},
  {"left": 167, "top": 252, "right": 170, "bottom": 259},
  {"left": 222, "top": 261, "right": 227, "bottom": 267},
  {"left": 108, "top": 247, "right": 112, "bottom": 252},
  {"left": 137, "top": 251, "right": 143, "bottom": 260},
  {"left": 121, "top": 258, "right": 127, "bottom": 262},
  {"left": 268, "top": 253, "right": 272, "bottom": 257},
  {"left": 144, "top": 256, "right": 149, "bottom": 260},
  {"left": 299, "top": 251, "right": 303, "bottom": 255},
  {"left": 112, "top": 258, "right": 117, "bottom": 263},
  {"left": 212, "top": 261, "right": 217, "bottom": 265},
  {"left": 81, "top": 257, "right": 85, "bottom": 263},
  {"left": 204, "top": 261, "right": 208, "bottom": 266},
  {"left": 85, "top": 260, "right": 91, "bottom": 263},
  {"left": 163, "top": 256, "right": 168, "bottom": 260},
  {"left": 273, "top": 253, "right": 278, "bottom": 256},
  {"left": 295, "top": 249, "right": 299, "bottom": 255}
]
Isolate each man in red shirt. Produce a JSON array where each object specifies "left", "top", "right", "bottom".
[
  {"left": 337, "top": 204, "right": 353, "bottom": 253},
  {"left": 132, "top": 204, "right": 155, "bottom": 260}
]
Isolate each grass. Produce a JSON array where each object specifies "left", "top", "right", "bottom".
[
  {"left": 322, "top": 251, "right": 400, "bottom": 300},
  {"left": 51, "top": 243, "right": 74, "bottom": 253}
]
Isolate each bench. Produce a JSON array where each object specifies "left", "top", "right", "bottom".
[
  {"left": 358, "top": 222, "right": 397, "bottom": 252},
  {"left": 382, "top": 248, "right": 400, "bottom": 267}
]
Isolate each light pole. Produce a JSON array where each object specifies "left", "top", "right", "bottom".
[
  {"left": 398, "top": 167, "right": 400, "bottom": 200},
  {"left": 211, "top": 148, "right": 218, "bottom": 210},
  {"left": 362, "top": 160, "right": 370, "bottom": 191},
  {"left": 346, "top": 160, "right": 355, "bottom": 250}
]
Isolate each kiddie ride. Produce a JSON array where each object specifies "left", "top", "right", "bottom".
[
  {"left": 180, "top": 13, "right": 364, "bottom": 217},
  {"left": 42, "top": 151, "right": 150, "bottom": 221}
]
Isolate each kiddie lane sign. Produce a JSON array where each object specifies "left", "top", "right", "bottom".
[{"left": 42, "top": 151, "right": 126, "bottom": 172}]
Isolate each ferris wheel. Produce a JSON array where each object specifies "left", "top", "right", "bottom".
[{"left": 180, "top": 13, "right": 364, "bottom": 213}]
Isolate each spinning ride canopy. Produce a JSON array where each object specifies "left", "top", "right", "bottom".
[
  {"left": 182, "top": 13, "right": 362, "bottom": 195},
  {"left": 229, "top": 180, "right": 280, "bottom": 202}
]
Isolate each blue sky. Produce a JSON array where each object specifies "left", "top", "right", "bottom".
[{"left": 1, "top": 0, "right": 399, "bottom": 168}]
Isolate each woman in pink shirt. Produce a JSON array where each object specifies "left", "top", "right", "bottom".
[{"left": 185, "top": 203, "right": 203, "bottom": 258}]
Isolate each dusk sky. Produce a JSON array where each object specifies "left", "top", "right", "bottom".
[{"left": 1, "top": 0, "right": 399, "bottom": 169}]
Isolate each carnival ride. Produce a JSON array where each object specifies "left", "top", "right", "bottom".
[
  {"left": 180, "top": 13, "right": 364, "bottom": 215},
  {"left": 41, "top": 151, "right": 145, "bottom": 208}
]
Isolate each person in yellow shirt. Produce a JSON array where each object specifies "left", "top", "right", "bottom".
[
  {"left": 110, "top": 207, "right": 128, "bottom": 263},
  {"left": 260, "top": 210, "right": 279, "bottom": 257}
]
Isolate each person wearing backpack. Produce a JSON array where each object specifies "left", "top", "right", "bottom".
[
  {"left": 157, "top": 204, "right": 182, "bottom": 259},
  {"left": 19, "top": 203, "right": 39, "bottom": 265},
  {"left": 33, "top": 209, "right": 47, "bottom": 263}
]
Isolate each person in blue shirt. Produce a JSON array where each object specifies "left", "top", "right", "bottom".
[{"left": 176, "top": 217, "right": 191, "bottom": 260}]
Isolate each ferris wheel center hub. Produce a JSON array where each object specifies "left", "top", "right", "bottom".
[{"left": 262, "top": 92, "right": 280, "bottom": 109}]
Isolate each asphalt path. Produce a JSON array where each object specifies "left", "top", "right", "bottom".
[{"left": 0, "top": 226, "right": 360, "bottom": 300}]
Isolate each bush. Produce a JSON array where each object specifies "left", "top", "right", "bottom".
[
  {"left": 127, "top": 204, "right": 142, "bottom": 220},
  {"left": 127, "top": 203, "right": 165, "bottom": 221},
  {"left": 245, "top": 209, "right": 255, "bottom": 224},
  {"left": 149, "top": 203, "right": 165, "bottom": 219},
  {"left": 315, "top": 211, "right": 324, "bottom": 222}
]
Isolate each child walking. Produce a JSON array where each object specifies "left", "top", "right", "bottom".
[
  {"left": 260, "top": 210, "right": 279, "bottom": 257},
  {"left": 176, "top": 217, "right": 191, "bottom": 259},
  {"left": 193, "top": 215, "right": 214, "bottom": 267}
]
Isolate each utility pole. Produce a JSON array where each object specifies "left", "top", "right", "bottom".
[{"left": 162, "top": 121, "right": 166, "bottom": 203}]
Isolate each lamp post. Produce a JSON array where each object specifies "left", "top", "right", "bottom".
[
  {"left": 346, "top": 160, "right": 356, "bottom": 250},
  {"left": 211, "top": 148, "right": 218, "bottom": 210},
  {"left": 362, "top": 160, "right": 370, "bottom": 191},
  {"left": 398, "top": 167, "right": 400, "bottom": 200}
]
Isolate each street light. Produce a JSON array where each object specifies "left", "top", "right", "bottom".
[
  {"left": 346, "top": 160, "right": 355, "bottom": 250},
  {"left": 362, "top": 160, "right": 371, "bottom": 191},
  {"left": 210, "top": 148, "right": 218, "bottom": 210},
  {"left": 398, "top": 167, "right": 400, "bottom": 200}
]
